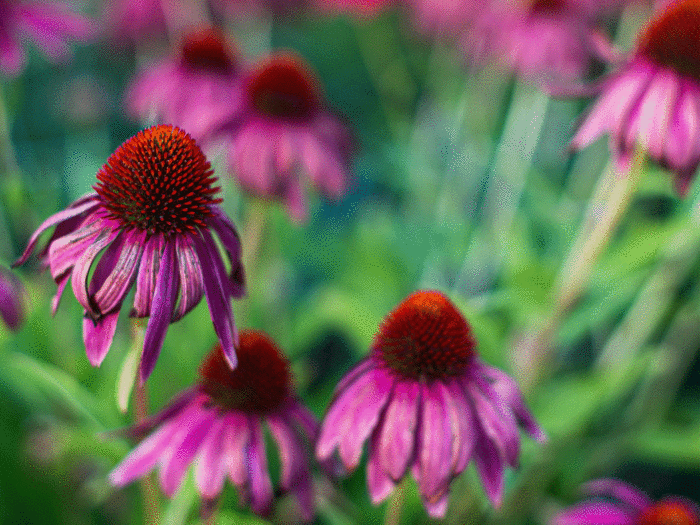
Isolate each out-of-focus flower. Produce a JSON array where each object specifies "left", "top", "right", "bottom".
[
  {"left": 217, "top": 52, "right": 353, "bottom": 222},
  {"left": 552, "top": 478, "right": 700, "bottom": 525},
  {"left": 0, "top": 266, "right": 24, "bottom": 330},
  {"left": 572, "top": 0, "right": 700, "bottom": 195},
  {"left": 407, "top": 0, "right": 482, "bottom": 38},
  {"left": 14, "top": 125, "right": 245, "bottom": 382},
  {"left": 310, "top": 0, "right": 394, "bottom": 17},
  {"left": 210, "top": 0, "right": 307, "bottom": 18},
  {"left": 126, "top": 28, "right": 242, "bottom": 141},
  {"left": 316, "top": 290, "right": 545, "bottom": 518},
  {"left": 103, "top": 0, "right": 166, "bottom": 42},
  {"left": 110, "top": 332, "right": 319, "bottom": 520},
  {"left": 462, "top": 0, "right": 609, "bottom": 84},
  {"left": 0, "top": 0, "right": 95, "bottom": 77}
]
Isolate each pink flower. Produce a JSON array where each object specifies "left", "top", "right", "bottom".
[
  {"left": 552, "top": 478, "right": 699, "bottom": 525},
  {"left": 110, "top": 331, "right": 319, "bottom": 520},
  {"left": 13, "top": 125, "right": 245, "bottom": 382},
  {"left": 0, "top": 266, "right": 24, "bottom": 330},
  {"left": 310, "top": 0, "right": 394, "bottom": 17},
  {"left": 103, "top": 0, "right": 166, "bottom": 42},
  {"left": 316, "top": 290, "right": 545, "bottom": 518},
  {"left": 407, "top": 0, "right": 483, "bottom": 38},
  {"left": 216, "top": 51, "right": 353, "bottom": 222},
  {"left": 0, "top": 0, "right": 95, "bottom": 77},
  {"left": 572, "top": 0, "right": 700, "bottom": 195},
  {"left": 126, "top": 28, "right": 242, "bottom": 141},
  {"left": 462, "top": 0, "right": 608, "bottom": 83}
]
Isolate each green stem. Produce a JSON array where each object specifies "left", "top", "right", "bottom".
[{"left": 383, "top": 480, "right": 405, "bottom": 525}]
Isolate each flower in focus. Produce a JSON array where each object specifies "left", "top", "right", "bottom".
[
  {"left": 552, "top": 478, "right": 700, "bottom": 525},
  {"left": 316, "top": 290, "right": 546, "bottom": 518},
  {"left": 571, "top": 0, "right": 700, "bottom": 195},
  {"left": 110, "top": 331, "right": 319, "bottom": 520},
  {"left": 217, "top": 51, "right": 353, "bottom": 222},
  {"left": 0, "top": 266, "right": 24, "bottom": 330},
  {"left": 13, "top": 125, "right": 245, "bottom": 382},
  {"left": 461, "top": 0, "right": 608, "bottom": 84},
  {"left": 0, "top": 0, "right": 95, "bottom": 77},
  {"left": 126, "top": 28, "right": 242, "bottom": 141}
]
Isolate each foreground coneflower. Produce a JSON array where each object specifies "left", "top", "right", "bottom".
[
  {"left": 0, "top": 266, "right": 24, "bottom": 330},
  {"left": 110, "top": 332, "right": 319, "bottom": 520},
  {"left": 126, "top": 28, "right": 242, "bottom": 141},
  {"left": 218, "top": 52, "right": 353, "bottom": 222},
  {"left": 316, "top": 290, "right": 545, "bottom": 518},
  {"left": 0, "top": 0, "right": 95, "bottom": 77},
  {"left": 552, "top": 478, "right": 700, "bottom": 525},
  {"left": 14, "top": 125, "right": 245, "bottom": 382},
  {"left": 572, "top": 0, "right": 700, "bottom": 194}
]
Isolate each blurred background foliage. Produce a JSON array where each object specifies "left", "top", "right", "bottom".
[{"left": 1, "top": 1, "right": 699, "bottom": 524}]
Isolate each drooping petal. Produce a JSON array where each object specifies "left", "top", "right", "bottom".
[
  {"left": 207, "top": 209, "right": 245, "bottom": 298},
  {"left": 47, "top": 215, "right": 104, "bottom": 280},
  {"left": 247, "top": 417, "right": 274, "bottom": 516},
  {"left": 473, "top": 433, "right": 504, "bottom": 508},
  {"left": 172, "top": 235, "right": 204, "bottom": 322},
  {"left": 286, "top": 401, "right": 320, "bottom": 442},
  {"left": 51, "top": 272, "right": 70, "bottom": 315},
  {"left": 131, "top": 235, "right": 164, "bottom": 317},
  {"left": 83, "top": 310, "right": 120, "bottom": 366},
  {"left": 71, "top": 228, "right": 120, "bottom": 314},
  {"left": 225, "top": 412, "right": 251, "bottom": 486},
  {"left": 552, "top": 501, "right": 635, "bottom": 525},
  {"left": 158, "top": 407, "right": 217, "bottom": 497},
  {"left": 442, "top": 379, "right": 476, "bottom": 475},
  {"left": 193, "top": 230, "right": 237, "bottom": 369},
  {"left": 195, "top": 416, "right": 228, "bottom": 499},
  {"left": 422, "top": 491, "right": 450, "bottom": 519},
  {"left": 124, "top": 388, "right": 199, "bottom": 440},
  {"left": 13, "top": 194, "right": 99, "bottom": 267},
  {"left": 416, "top": 382, "right": 453, "bottom": 503},
  {"left": 582, "top": 479, "right": 651, "bottom": 511},
  {"left": 377, "top": 379, "right": 420, "bottom": 480},
  {"left": 140, "top": 239, "right": 180, "bottom": 383},
  {"left": 330, "top": 357, "right": 375, "bottom": 402},
  {"left": 366, "top": 429, "right": 395, "bottom": 505}
]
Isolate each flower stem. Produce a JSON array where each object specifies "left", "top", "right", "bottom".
[{"left": 383, "top": 480, "right": 405, "bottom": 525}]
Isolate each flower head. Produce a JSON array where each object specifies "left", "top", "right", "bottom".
[
  {"left": 0, "top": 266, "right": 24, "bottom": 330},
  {"left": 14, "top": 125, "right": 245, "bottom": 382},
  {"left": 110, "top": 331, "right": 319, "bottom": 520},
  {"left": 552, "top": 478, "right": 700, "bottom": 525},
  {"left": 316, "top": 290, "right": 545, "bottom": 518},
  {"left": 126, "top": 28, "right": 243, "bottom": 140},
  {"left": 572, "top": 0, "right": 700, "bottom": 194},
  {"left": 0, "top": 0, "right": 95, "bottom": 77},
  {"left": 218, "top": 51, "right": 353, "bottom": 222}
]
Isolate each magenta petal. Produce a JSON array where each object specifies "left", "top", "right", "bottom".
[
  {"left": 131, "top": 235, "right": 164, "bottom": 317},
  {"left": 473, "top": 433, "right": 504, "bottom": 508},
  {"left": 552, "top": 501, "right": 635, "bottom": 525},
  {"left": 193, "top": 230, "right": 238, "bottom": 369},
  {"left": 194, "top": 416, "right": 228, "bottom": 499},
  {"left": 71, "top": 228, "right": 120, "bottom": 314},
  {"left": 332, "top": 357, "right": 375, "bottom": 401},
  {"left": 582, "top": 479, "right": 651, "bottom": 511},
  {"left": 207, "top": 209, "right": 245, "bottom": 298},
  {"left": 366, "top": 430, "right": 395, "bottom": 505},
  {"left": 416, "top": 382, "right": 453, "bottom": 502},
  {"left": 13, "top": 194, "right": 99, "bottom": 267},
  {"left": 159, "top": 408, "right": 216, "bottom": 497},
  {"left": 225, "top": 412, "right": 251, "bottom": 486},
  {"left": 422, "top": 491, "right": 449, "bottom": 519},
  {"left": 51, "top": 272, "right": 70, "bottom": 315},
  {"left": 125, "top": 388, "right": 199, "bottom": 440},
  {"left": 377, "top": 380, "right": 420, "bottom": 480},
  {"left": 0, "top": 268, "right": 24, "bottom": 330},
  {"left": 139, "top": 239, "right": 180, "bottom": 384},
  {"left": 47, "top": 216, "right": 103, "bottom": 280},
  {"left": 441, "top": 379, "right": 476, "bottom": 475},
  {"left": 286, "top": 401, "right": 320, "bottom": 443},
  {"left": 247, "top": 417, "right": 274, "bottom": 516},
  {"left": 172, "top": 235, "right": 204, "bottom": 322},
  {"left": 83, "top": 310, "right": 119, "bottom": 366}
]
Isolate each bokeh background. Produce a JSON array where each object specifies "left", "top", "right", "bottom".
[{"left": 1, "top": 1, "right": 699, "bottom": 523}]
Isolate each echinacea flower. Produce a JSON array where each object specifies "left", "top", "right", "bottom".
[
  {"left": 110, "top": 331, "right": 318, "bottom": 520},
  {"left": 461, "top": 0, "right": 608, "bottom": 84},
  {"left": 0, "top": 0, "right": 95, "bottom": 77},
  {"left": 316, "top": 290, "right": 546, "bottom": 518},
  {"left": 217, "top": 51, "right": 353, "bottom": 222},
  {"left": 14, "top": 125, "right": 245, "bottom": 382},
  {"left": 0, "top": 266, "right": 24, "bottom": 330},
  {"left": 126, "top": 28, "right": 242, "bottom": 141},
  {"left": 552, "top": 478, "right": 700, "bottom": 525},
  {"left": 572, "top": 0, "right": 700, "bottom": 194}
]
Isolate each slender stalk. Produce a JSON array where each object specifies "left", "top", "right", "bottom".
[{"left": 383, "top": 480, "right": 405, "bottom": 525}]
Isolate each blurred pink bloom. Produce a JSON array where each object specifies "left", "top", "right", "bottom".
[
  {"left": 462, "top": 0, "right": 608, "bottom": 83},
  {"left": 217, "top": 52, "right": 353, "bottom": 222},
  {"left": 126, "top": 28, "right": 242, "bottom": 141},
  {"left": 111, "top": 332, "right": 319, "bottom": 520},
  {"left": 0, "top": 266, "right": 24, "bottom": 330},
  {"left": 571, "top": 0, "right": 700, "bottom": 195},
  {"left": 14, "top": 125, "right": 244, "bottom": 382},
  {"left": 0, "top": 0, "right": 95, "bottom": 76},
  {"left": 552, "top": 478, "right": 699, "bottom": 525},
  {"left": 316, "top": 290, "right": 545, "bottom": 518},
  {"left": 103, "top": 0, "right": 166, "bottom": 42},
  {"left": 407, "top": 0, "right": 482, "bottom": 37},
  {"left": 311, "top": 0, "right": 394, "bottom": 16}
]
